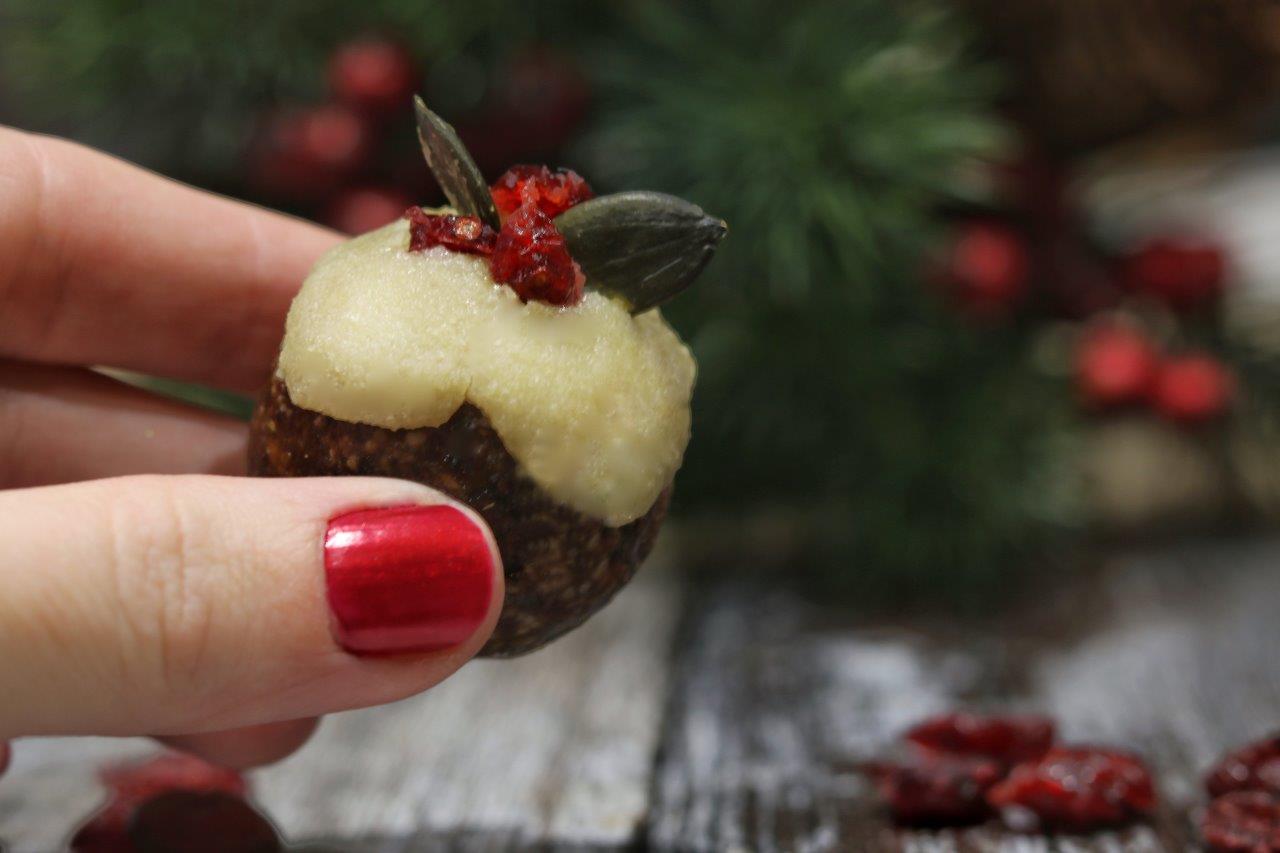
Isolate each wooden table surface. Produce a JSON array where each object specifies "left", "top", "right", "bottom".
[{"left": 3, "top": 534, "right": 1279, "bottom": 852}]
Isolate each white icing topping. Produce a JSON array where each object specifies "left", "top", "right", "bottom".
[{"left": 278, "top": 218, "right": 695, "bottom": 525}]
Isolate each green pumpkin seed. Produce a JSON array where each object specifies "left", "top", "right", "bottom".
[
  {"left": 555, "top": 192, "right": 726, "bottom": 313},
  {"left": 413, "top": 97, "right": 500, "bottom": 230}
]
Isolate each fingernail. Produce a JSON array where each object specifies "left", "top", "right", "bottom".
[{"left": 324, "top": 505, "right": 495, "bottom": 655}]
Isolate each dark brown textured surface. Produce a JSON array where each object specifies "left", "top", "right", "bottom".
[{"left": 247, "top": 376, "right": 670, "bottom": 657}]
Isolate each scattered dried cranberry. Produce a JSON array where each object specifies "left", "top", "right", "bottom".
[
  {"left": 864, "top": 754, "right": 1003, "bottom": 826},
  {"left": 986, "top": 746, "right": 1157, "bottom": 831},
  {"left": 1208, "top": 734, "right": 1280, "bottom": 798},
  {"left": 129, "top": 791, "right": 280, "bottom": 853},
  {"left": 1202, "top": 791, "right": 1280, "bottom": 852},
  {"left": 490, "top": 164, "right": 594, "bottom": 220},
  {"left": 405, "top": 208, "right": 497, "bottom": 256},
  {"left": 490, "top": 203, "right": 584, "bottom": 306},
  {"left": 906, "top": 712, "right": 1056, "bottom": 767},
  {"left": 70, "top": 753, "right": 247, "bottom": 852}
]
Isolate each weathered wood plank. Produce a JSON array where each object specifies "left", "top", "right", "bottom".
[
  {"left": 645, "top": 538, "right": 1280, "bottom": 852},
  {"left": 0, "top": 546, "right": 683, "bottom": 852}
]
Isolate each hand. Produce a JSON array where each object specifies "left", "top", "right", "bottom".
[{"left": 0, "top": 128, "right": 504, "bottom": 771}]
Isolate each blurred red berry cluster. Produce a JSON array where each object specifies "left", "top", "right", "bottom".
[
  {"left": 244, "top": 39, "right": 589, "bottom": 236},
  {"left": 933, "top": 144, "right": 1238, "bottom": 428}
]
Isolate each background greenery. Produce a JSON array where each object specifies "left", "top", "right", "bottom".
[{"left": 1, "top": 0, "right": 1077, "bottom": 597}]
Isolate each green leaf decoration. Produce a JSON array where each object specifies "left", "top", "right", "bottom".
[
  {"left": 555, "top": 191, "right": 726, "bottom": 313},
  {"left": 413, "top": 96, "right": 500, "bottom": 230}
]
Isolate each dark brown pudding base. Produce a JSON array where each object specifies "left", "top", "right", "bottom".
[{"left": 248, "top": 376, "right": 669, "bottom": 657}]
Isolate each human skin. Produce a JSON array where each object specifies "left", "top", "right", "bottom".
[{"left": 0, "top": 126, "right": 505, "bottom": 771}]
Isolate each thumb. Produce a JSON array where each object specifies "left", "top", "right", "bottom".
[{"left": 0, "top": 475, "right": 503, "bottom": 739}]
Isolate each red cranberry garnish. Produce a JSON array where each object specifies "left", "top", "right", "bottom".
[
  {"left": 70, "top": 753, "right": 247, "bottom": 852},
  {"left": 864, "top": 754, "right": 1003, "bottom": 826},
  {"left": 405, "top": 209, "right": 497, "bottom": 256},
  {"left": 1201, "top": 791, "right": 1280, "bottom": 852},
  {"left": 491, "top": 164, "right": 594, "bottom": 220},
  {"left": 987, "top": 746, "right": 1157, "bottom": 831},
  {"left": 490, "top": 203, "right": 584, "bottom": 306},
  {"left": 1208, "top": 734, "right": 1280, "bottom": 797},
  {"left": 906, "top": 712, "right": 1056, "bottom": 767}
]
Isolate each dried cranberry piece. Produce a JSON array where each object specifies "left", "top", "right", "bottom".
[
  {"left": 490, "top": 203, "right": 584, "bottom": 306},
  {"left": 405, "top": 208, "right": 497, "bottom": 256},
  {"left": 490, "top": 164, "right": 594, "bottom": 220},
  {"left": 129, "top": 791, "right": 280, "bottom": 853},
  {"left": 1208, "top": 734, "right": 1280, "bottom": 797},
  {"left": 863, "top": 754, "right": 1003, "bottom": 826},
  {"left": 1201, "top": 791, "right": 1280, "bottom": 852},
  {"left": 986, "top": 746, "right": 1157, "bottom": 831},
  {"left": 70, "top": 753, "right": 248, "bottom": 852},
  {"left": 906, "top": 712, "right": 1056, "bottom": 766}
]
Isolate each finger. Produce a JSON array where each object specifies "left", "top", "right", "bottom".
[
  {"left": 0, "top": 741, "right": 8, "bottom": 776},
  {"left": 0, "top": 360, "right": 247, "bottom": 489},
  {"left": 0, "top": 475, "right": 503, "bottom": 739},
  {"left": 0, "top": 127, "right": 341, "bottom": 393},
  {"left": 158, "top": 718, "right": 320, "bottom": 769}
]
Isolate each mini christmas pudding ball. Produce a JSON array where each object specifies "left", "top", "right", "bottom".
[{"left": 249, "top": 99, "right": 726, "bottom": 656}]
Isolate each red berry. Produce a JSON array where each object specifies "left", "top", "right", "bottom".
[
  {"left": 248, "top": 106, "right": 374, "bottom": 201},
  {"left": 495, "top": 49, "right": 591, "bottom": 155},
  {"left": 906, "top": 712, "right": 1056, "bottom": 766},
  {"left": 864, "top": 754, "right": 1003, "bottom": 826},
  {"left": 405, "top": 209, "right": 497, "bottom": 256},
  {"left": 296, "top": 105, "right": 374, "bottom": 173},
  {"left": 938, "top": 221, "right": 1029, "bottom": 315},
  {"left": 71, "top": 753, "right": 247, "bottom": 851},
  {"left": 490, "top": 164, "right": 594, "bottom": 220},
  {"left": 326, "top": 186, "right": 415, "bottom": 235},
  {"left": 1202, "top": 791, "right": 1280, "bottom": 852},
  {"left": 1151, "top": 354, "right": 1235, "bottom": 424},
  {"left": 1075, "top": 323, "right": 1160, "bottom": 409},
  {"left": 1208, "top": 734, "right": 1280, "bottom": 798},
  {"left": 328, "top": 38, "right": 418, "bottom": 117},
  {"left": 1126, "top": 235, "right": 1228, "bottom": 312},
  {"left": 490, "top": 203, "right": 584, "bottom": 306},
  {"left": 987, "top": 746, "right": 1157, "bottom": 831}
]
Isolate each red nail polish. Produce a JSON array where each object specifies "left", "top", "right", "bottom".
[{"left": 324, "top": 505, "right": 495, "bottom": 655}]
